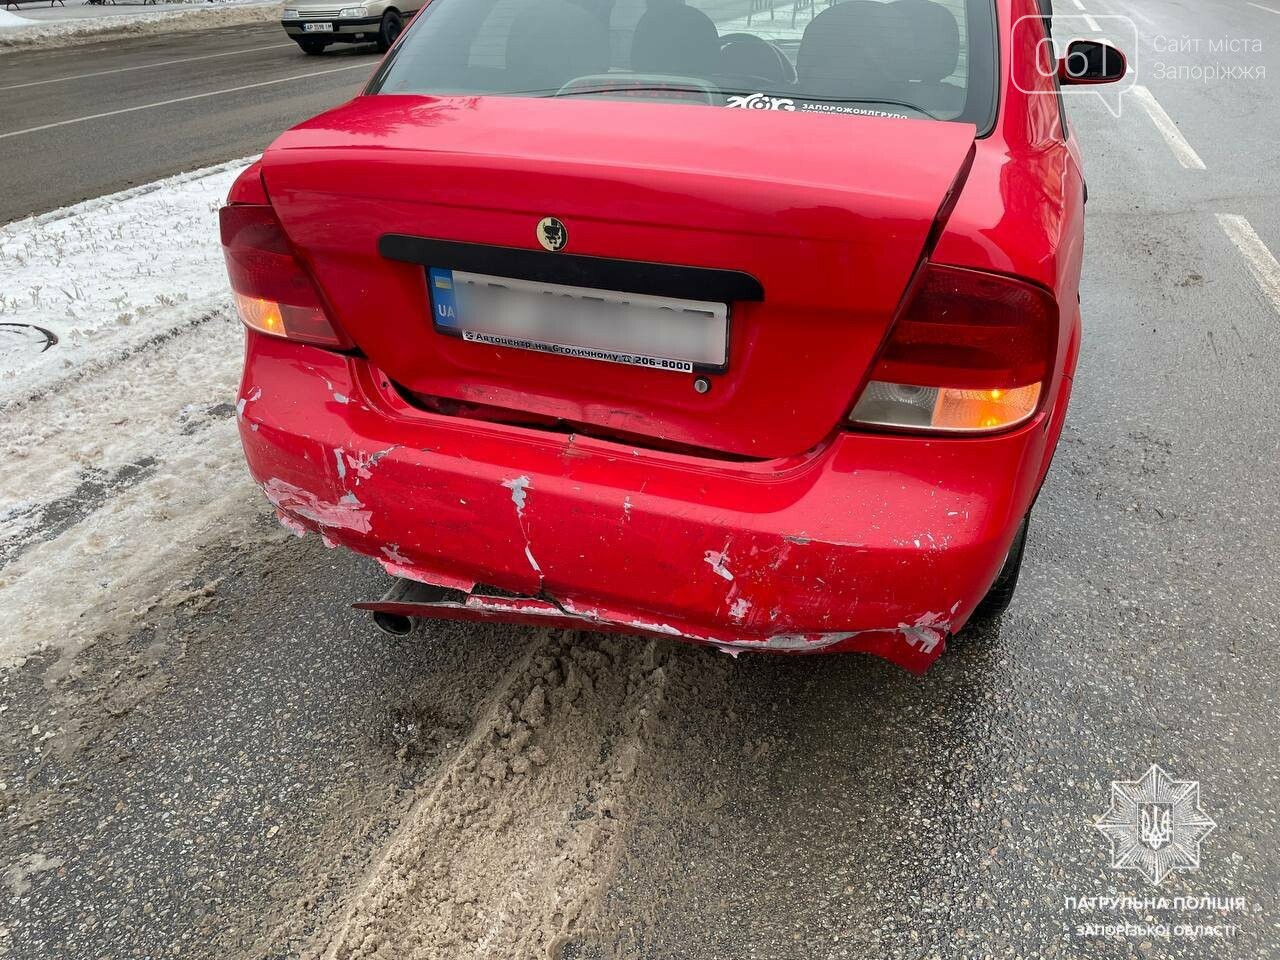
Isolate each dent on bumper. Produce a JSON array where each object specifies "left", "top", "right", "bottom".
[{"left": 237, "top": 334, "right": 1048, "bottom": 672}]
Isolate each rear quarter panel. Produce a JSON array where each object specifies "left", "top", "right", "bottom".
[{"left": 931, "top": 0, "right": 1086, "bottom": 487}]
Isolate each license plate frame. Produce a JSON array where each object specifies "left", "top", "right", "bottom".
[
  {"left": 427, "top": 267, "right": 729, "bottom": 374},
  {"left": 302, "top": 21, "right": 334, "bottom": 31}
]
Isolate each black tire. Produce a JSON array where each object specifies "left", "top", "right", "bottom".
[
  {"left": 375, "top": 10, "right": 403, "bottom": 52},
  {"left": 963, "top": 514, "right": 1030, "bottom": 633},
  {"left": 297, "top": 38, "right": 329, "bottom": 55}
]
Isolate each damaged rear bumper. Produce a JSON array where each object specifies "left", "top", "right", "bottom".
[{"left": 237, "top": 333, "right": 1051, "bottom": 672}]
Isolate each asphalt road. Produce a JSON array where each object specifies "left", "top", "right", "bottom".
[
  {"left": 0, "top": 22, "right": 375, "bottom": 224},
  {"left": 2, "top": 0, "right": 1279, "bottom": 957}
]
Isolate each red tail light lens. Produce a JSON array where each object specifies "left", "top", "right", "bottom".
[
  {"left": 848, "top": 263, "right": 1058, "bottom": 434},
  {"left": 219, "top": 204, "right": 350, "bottom": 349}
]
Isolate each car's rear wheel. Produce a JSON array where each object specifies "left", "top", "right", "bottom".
[
  {"left": 961, "top": 514, "right": 1030, "bottom": 635},
  {"left": 297, "top": 38, "right": 329, "bottom": 55},
  {"left": 375, "top": 10, "right": 403, "bottom": 52}
]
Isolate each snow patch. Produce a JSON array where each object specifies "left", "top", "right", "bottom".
[
  {"left": 0, "top": 3, "right": 277, "bottom": 51},
  {"left": 0, "top": 164, "right": 290, "bottom": 668},
  {"left": 0, "top": 158, "right": 253, "bottom": 406},
  {"left": 0, "top": 318, "right": 258, "bottom": 668}
]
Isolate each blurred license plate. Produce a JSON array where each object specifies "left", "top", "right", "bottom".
[
  {"left": 303, "top": 22, "right": 334, "bottom": 31},
  {"left": 428, "top": 268, "right": 728, "bottom": 373}
]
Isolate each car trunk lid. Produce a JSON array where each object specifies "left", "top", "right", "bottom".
[{"left": 261, "top": 94, "right": 975, "bottom": 459}]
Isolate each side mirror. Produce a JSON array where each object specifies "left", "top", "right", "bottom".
[{"left": 1058, "top": 39, "right": 1127, "bottom": 84}]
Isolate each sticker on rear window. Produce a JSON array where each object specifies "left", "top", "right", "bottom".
[
  {"left": 797, "top": 102, "right": 911, "bottom": 118},
  {"left": 723, "top": 93, "right": 909, "bottom": 119},
  {"left": 726, "top": 93, "right": 796, "bottom": 111}
]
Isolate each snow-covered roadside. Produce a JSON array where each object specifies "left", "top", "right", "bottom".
[
  {"left": 0, "top": 2, "right": 278, "bottom": 52},
  {"left": 0, "top": 317, "right": 265, "bottom": 670},
  {"left": 0, "top": 159, "right": 267, "bottom": 669},
  {"left": 0, "top": 159, "right": 249, "bottom": 406}
]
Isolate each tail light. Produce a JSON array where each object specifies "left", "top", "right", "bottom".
[
  {"left": 848, "top": 263, "right": 1058, "bottom": 434},
  {"left": 219, "top": 204, "right": 350, "bottom": 350}
]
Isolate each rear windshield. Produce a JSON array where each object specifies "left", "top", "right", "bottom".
[{"left": 369, "top": 0, "right": 997, "bottom": 127}]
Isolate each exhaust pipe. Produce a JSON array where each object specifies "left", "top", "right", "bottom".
[
  {"left": 372, "top": 610, "right": 414, "bottom": 636},
  {"left": 359, "top": 576, "right": 465, "bottom": 637}
]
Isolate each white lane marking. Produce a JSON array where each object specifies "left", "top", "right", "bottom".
[
  {"left": 1130, "top": 85, "right": 1207, "bottom": 170},
  {"left": 1069, "top": 0, "right": 1086, "bottom": 7},
  {"left": 1083, "top": 13, "right": 1101, "bottom": 30},
  {"left": 0, "top": 63, "right": 367, "bottom": 141},
  {"left": 0, "top": 43, "right": 296, "bottom": 92},
  {"left": 1247, "top": 1, "right": 1280, "bottom": 14},
  {"left": 1218, "top": 215, "right": 1280, "bottom": 315}
]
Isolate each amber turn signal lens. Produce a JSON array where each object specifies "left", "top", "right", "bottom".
[
  {"left": 933, "top": 383, "right": 1041, "bottom": 431},
  {"left": 232, "top": 292, "right": 286, "bottom": 337},
  {"left": 848, "top": 380, "right": 1041, "bottom": 433}
]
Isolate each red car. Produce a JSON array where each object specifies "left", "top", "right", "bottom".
[{"left": 222, "top": 0, "right": 1125, "bottom": 672}]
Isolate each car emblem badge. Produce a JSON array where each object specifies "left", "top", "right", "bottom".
[{"left": 536, "top": 216, "right": 567, "bottom": 252}]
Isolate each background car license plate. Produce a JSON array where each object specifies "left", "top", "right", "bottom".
[
  {"left": 303, "top": 22, "right": 334, "bottom": 31},
  {"left": 428, "top": 268, "right": 728, "bottom": 373}
]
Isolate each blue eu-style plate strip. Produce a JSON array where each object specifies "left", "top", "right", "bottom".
[{"left": 429, "top": 267, "right": 458, "bottom": 330}]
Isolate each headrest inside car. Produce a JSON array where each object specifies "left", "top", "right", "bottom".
[
  {"left": 505, "top": 0, "right": 610, "bottom": 92},
  {"left": 631, "top": 0, "right": 721, "bottom": 77},
  {"left": 799, "top": 0, "right": 961, "bottom": 94},
  {"left": 882, "top": 0, "right": 961, "bottom": 83},
  {"left": 797, "top": 1, "right": 892, "bottom": 94}
]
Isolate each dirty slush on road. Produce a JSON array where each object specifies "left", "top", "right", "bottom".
[{"left": 311, "top": 632, "right": 674, "bottom": 959}]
